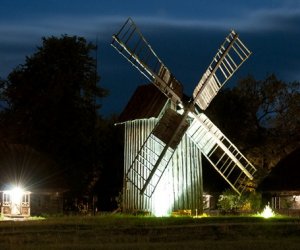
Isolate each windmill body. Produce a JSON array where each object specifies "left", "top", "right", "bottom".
[
  {"left": 118, "top": 85, "right": 203, "bottom": 216},
  {"left": 113, "top": 18, "right": 257, "bottom": 215}
]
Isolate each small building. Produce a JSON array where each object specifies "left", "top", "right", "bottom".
[
  {"left": 0, "top": 187, "right": 67, "bottom": 218},
  {"left": 258, "top": 148, "right": 300, "bottom": 215},
  {"left": 0, "top": 143, "right": 68, "bottom": 217},
  {"left": 30, "top": 188, "right": 66, "bottom": 216},
  {"left": 1, "top": 187, "right": 31, "bottom": 218}
]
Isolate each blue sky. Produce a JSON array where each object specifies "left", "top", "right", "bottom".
[{"left": 1, "top": 0, "right": 300, "bottom": 115}]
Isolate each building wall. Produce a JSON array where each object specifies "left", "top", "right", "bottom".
[
  {"left": 123, "top": 118, "right": 203, "bottom": 215},
  {"left": 271, "top": 194, "right": 300, "bottom": 210},
  {"left": 30, "top": 191, "right": 64, "bottom": 215}
]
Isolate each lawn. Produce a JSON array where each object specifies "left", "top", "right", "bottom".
[{"left": 0, "top": 214, "right": 300, "bottom": 249}]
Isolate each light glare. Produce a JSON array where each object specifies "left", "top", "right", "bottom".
[
  {"left": 152, "top": 177, "right": 171, "bottom": 217},
  {"left": 260, "top": 204, "right": 275, "bottom": 218},
  {"left": 11, "top": 187, "right": 24, "bottom": 204}
]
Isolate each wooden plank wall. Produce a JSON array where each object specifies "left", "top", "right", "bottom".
[{"left": 123, "top": 118, "right": 203, "bottom": 215}]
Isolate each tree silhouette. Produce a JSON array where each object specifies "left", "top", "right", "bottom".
[
  {"left": 206, "top": 74, "right": 300, "bottom": 184},
  {"left": 0, "top": 35, "right": 107, "bottom": 196}
]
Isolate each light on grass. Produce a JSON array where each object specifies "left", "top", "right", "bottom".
[
  {"left": 260, "top": 204, "right": 275, "bottom": 218},
  {"left": 193, "top": 213, "right": 209, "bottom": 219}
]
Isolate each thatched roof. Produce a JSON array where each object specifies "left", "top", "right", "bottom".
[
  {"left": 258, "top": 147, "right": 300, "bottom": 192},
  {"left": 118, "top": 84, "right": 168, "bottom": 123}
]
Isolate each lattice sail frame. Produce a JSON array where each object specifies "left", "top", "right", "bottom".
[
  {"left": 111, "top": 17, "right": 183, "bottom": 106},
  {"left": 193, "top": 30, "right": 252, "bottom": 110},
  {"left": 112, "top": 17, "right": 256, "bottom": 198},
  {"left": 125, "top": 105, "right": 189, "bottom": 197},
  {"left": 186, "top": 112, "right": 256, "bottom": 195}
]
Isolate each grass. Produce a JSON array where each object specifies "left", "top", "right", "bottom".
[{"left": 0, "top": 214, "right": 300, "bottom": 249}]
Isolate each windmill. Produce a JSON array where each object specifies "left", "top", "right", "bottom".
[{"left": 112, "top": 18, "right": 257, "bottom": 215}]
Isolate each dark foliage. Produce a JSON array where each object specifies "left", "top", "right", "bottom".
[
  {"left": 0, "top": 35, "right": 108, "bottom": 197},
  {"left": 206, "top": 74, "right": 300, "bottom": 185}
]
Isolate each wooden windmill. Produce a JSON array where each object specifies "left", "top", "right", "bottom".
[{"left": 112, "top": 18, "right": 257, "bottom": 216}]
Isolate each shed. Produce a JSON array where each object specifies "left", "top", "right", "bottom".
[{"left": 258, "top": 147, "right": 300, "bottom": 210}]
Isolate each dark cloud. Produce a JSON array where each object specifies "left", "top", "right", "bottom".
[
  {"left": 1, "top": 10, "right": 300, "bottom": 115},
  {"left": 243, "top": 9, "right": 300, "bottom": 33},
  {"left": 101, "top": 22, "right": 300, "bottom": 115}
]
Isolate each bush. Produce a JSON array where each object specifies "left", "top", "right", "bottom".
[
  {"left": 218, "top": 190, "right": 242, "bottom": 213},
  {"left": 218, "top": 190, "right": 262, "bottom": 213}
]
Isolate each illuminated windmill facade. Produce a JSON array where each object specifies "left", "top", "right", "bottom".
[
  {"left": 118, "top": 85, "right": 203, "bottom": 216},
  {"left": 112, "top": 18, "right": 257, "bottom": 215}
]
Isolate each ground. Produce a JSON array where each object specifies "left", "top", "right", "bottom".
[{"left": 0, "top": 215, "right": 300, "bottom": 249}]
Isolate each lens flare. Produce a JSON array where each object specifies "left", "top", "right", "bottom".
[{"left": 11, "top": 186, "right": 24, "bottom": 204}]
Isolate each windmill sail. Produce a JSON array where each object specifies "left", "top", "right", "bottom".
[
  {"left": 193, "top": 30, "right": 251, "bottom": 110},
  {"left": 125, "top": 107, "right": 189, "bottom": 197},
  {"left": 111, "top": 17, "right": 183, "bottom": 106},
  {"left": 112, "top": 18, "right": 255, "bottom": 201},
  {"left": 186, "top": 113, "right": 256, "bottom": 195}
]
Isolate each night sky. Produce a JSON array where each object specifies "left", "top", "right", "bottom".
[{"left": 1, "top": 0, "right": 300, "bottom": 116}]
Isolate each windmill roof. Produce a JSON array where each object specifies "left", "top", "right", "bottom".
[
  {"left": 258, "top": 147, "right": 300, "bottom": 192},
  {"left": 118, "top": 84, "right": 168, "bottom": 123}
]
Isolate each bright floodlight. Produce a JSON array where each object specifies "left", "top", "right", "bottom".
[
  {"left": 260, "top": 204, "right": 275, "bottom": 219},
  {"left": 11, "top": 186, "right": 24, "bottom": 204},
  {"left": 2, "top": 185, "right": 31, "bottom": 217},
  {"left": 152, "top": 178, "right": 171, "bottom": 217}
]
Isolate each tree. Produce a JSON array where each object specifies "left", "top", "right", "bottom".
[
  {"left": 0, "top": 35, "right": 107, "bottom": 195},
  {"left": 94, "top": 115, "right": 124, "bottom": 211},
  {"left": 206, "top": 74, "right": 300, "bottom": 183}
]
